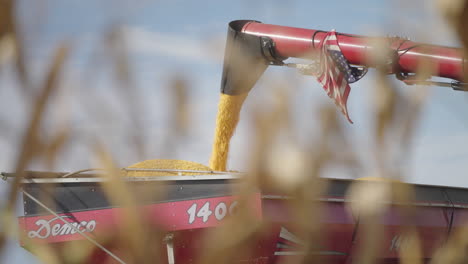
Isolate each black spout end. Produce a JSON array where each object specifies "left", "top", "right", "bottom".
[{"left": 220, "top": 20, "right": 284, "bottom": 95}]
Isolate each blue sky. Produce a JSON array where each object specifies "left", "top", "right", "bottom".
[{"left": 2, "top": 0, "right": 468, "bottom": 262}]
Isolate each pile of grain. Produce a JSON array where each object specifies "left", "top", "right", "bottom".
[{"left": 124, "top": 159, "right": 212, "bottom": 177}]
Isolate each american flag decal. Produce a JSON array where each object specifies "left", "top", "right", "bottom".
[{"left": 316, "top": 30, "right": 367, "bottom": 124}]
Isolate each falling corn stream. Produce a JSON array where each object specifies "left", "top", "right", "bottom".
[
  {"left": 208, "top": 93, "right": 248, "bottom": 171},
  {"left": 125, "top": 93, "right": 247, "bottom": 174}
]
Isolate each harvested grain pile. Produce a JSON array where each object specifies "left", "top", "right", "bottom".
[
  {"left": 209, "top": 93, "right": 248, "bottom": 171},
  {"left": 124, "top": 159, "right": 212, "bottom": 177}
]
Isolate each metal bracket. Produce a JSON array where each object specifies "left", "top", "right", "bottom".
[
  {"left": 164, "top": 233, "right": 175, "bottom": 264},
  {"left": 395, "top": 71, "right": 468, "bottom": 92},
  {"left": 260, "top": 36, "right": 286, "bottom": 66},
  {"left": 450, "top": 81, "right": 468, "bottom": 91},
  {"left": 1, "top": 172, "right": 7, "bottom": 181}
]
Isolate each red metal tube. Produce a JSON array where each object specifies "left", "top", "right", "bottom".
[{"left": 242, "top": 22, "right": 464, "bottom": 81}]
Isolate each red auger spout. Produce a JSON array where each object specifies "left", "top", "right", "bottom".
[
  {"left": 242, "top": 21, "right": 464, "bottom": 81},
  {"left": 220, "top": 20, "right": 465, "bottom": 96}
]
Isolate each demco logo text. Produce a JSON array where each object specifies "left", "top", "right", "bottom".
[{"left": 28, "top": 216, "right": 96, "bottom": 239}]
